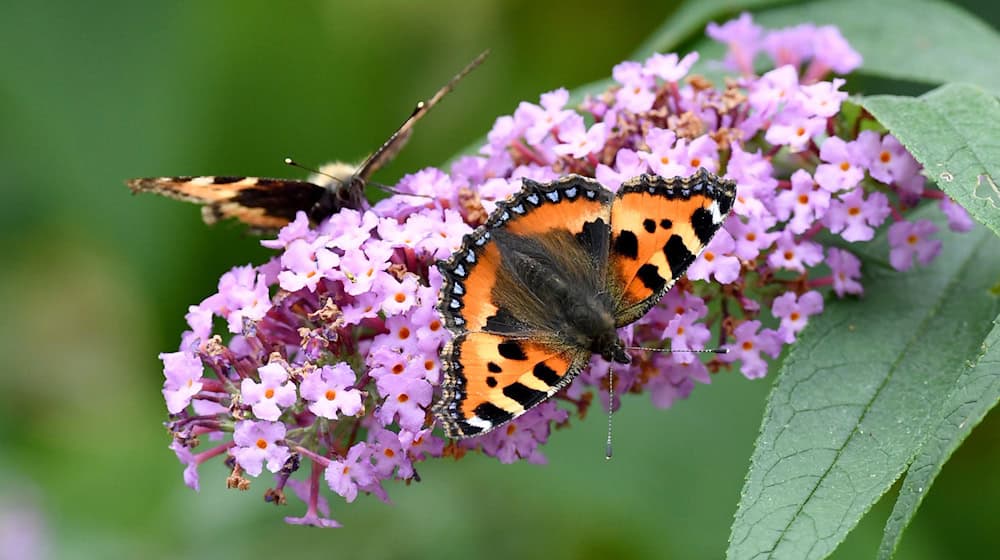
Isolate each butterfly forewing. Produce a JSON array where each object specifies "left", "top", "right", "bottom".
[{"left": 609, "top": 170, "right": 736, "bottom": 326}]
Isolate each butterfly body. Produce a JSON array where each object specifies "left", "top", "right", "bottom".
[{"left": 434, "top": 170, "right": 736, "bottom": 438}]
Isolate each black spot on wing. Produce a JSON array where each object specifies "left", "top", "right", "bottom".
[
  {"left": 212, "top": 176, "right": 244, "bottom": 184},
  {"left": 533, "top": 362, "right": 561, "bottom": 387},
  {"left": 503, "top": 382, "right": 546, "bottom": 408},
  {"left": 663, "top": 235, "right": 695, "bottom": 279},
  {"left": 613, "top": 230, "right": 639, "bottom": 260},
  {"left": 691, "top": 207, "right": 716, "bottom": 245},
  {"left": 659, "top": 218, "right": 672, "bottom": 230},
  {"left": 473, "top": 402, "right": 513, "bottom": 425},
  {"left": 484, "top": 308, "right": 523, "bottom": 333},
  {"left": 636, "top": 263, "right": 666, "bottom": 293},
  {"left": 486, "top": 376, "right": 498, "bottom": 388},
  {"left": 642, "top": 219, "right": 656, "bottom": 233},
  {"left": 487, "top": 362, "right": 502, "bottom": 373},
  {"left": 497, "top": 341, "right": 528, "bottom": 360}
]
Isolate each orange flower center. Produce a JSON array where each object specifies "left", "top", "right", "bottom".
[
  {"left": 397, "top": 394, "right": 409, "bottom": 403},
  {"left": 392, "top": 363, "right": 404, "bottom": 375},
  {"left": 384, "top": 448, "right": 395, "bottom": 458},
  {"left": 880, "top": 151, "right": 891, "bottom": 163},
  {"left": 907, "top": 234, "right": 918, "bottom": 245},
  {"left": 742, "top": 341, "right": 754, "bottom": 351},
  {"left": 798, "top": 194, "right": 809, "bottom": 204},
  {"left": 704, "top": 251, "right": 715, "bottom": 262},
  {"left": 783, "top": 250, "right": 794, "bottom": 260},
  {"left": 264, "top": 388, "right": 275, "bottom": 399},
  {"left": 848, "top": 207, "right": 861, "bottom": 216},
  {"left": 660, "top": 156, "right": 670, "bottom": 165},
  {"left": 429, "top": 320, "right": 441, "bottom": 332},
  {"left": 256, "top": 439, "right": 268, "bottom": 449},
  {"left": 746, "top": 232, "right": 757, "bottom": 242},
  {"left": 398, "top": 327, "right": 411, "bottom": 340},
  {"left": 839, "top": 161, "right": 851, "bottom": 172},
  {"left": 325, "top": 389, "right": 337, "bottom": 400},
  {"left": 796, "top": 127, "right": 806, "bottom": 137},
  {"left": 394, "top": 293, "right": 406, "bottom": 303},
  {"left": 506, "top": 424, "right": 517, "bottom": 436},
  {"left": 691, "top": 157, "right": 701, "bottom": 167},
  {"left": 790, "top": 312, "right": 801, "bottom": 321}
]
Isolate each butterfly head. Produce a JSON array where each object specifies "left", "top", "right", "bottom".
[{"left": 593, "top": 331, "right": 631, "bottom": 365}]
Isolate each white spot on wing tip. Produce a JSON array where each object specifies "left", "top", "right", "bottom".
[{"left": 709, "top": 201, "right": 723, "bottom": 224}]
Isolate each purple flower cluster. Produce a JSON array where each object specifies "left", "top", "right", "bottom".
[{"left": 159, "top": 13, "right": 971, "bottom": 526}]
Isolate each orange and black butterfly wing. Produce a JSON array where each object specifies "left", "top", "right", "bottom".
[
  {"left": 608, "top": 169, "right": 736, "bottom": 326},
  {"left": 435, "top": 175, "right": 614, "bottom": 438},
  {"left": 126, "top": 175, "right": 329, "bottom": 230},
  {"left": 436, "top": 333, "right": 590, "bottom": 437}
]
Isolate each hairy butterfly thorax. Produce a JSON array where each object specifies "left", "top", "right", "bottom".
[
  {"left": 434, "top": 169, "right": 736, "bottom": 438},
  {"left": 126, "top": 51, "right": 489, "bottom": 232}
]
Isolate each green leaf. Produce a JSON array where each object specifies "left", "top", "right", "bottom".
[
  {"left": 727, "top": 210, "right": 1000, "bottom": 560},
  {"left": 862, "top": 83, "right": 1000, "bottom": 239},
  {"left": 629, "top": 0, "right": 800, "bottom": 60},
  {"left": 877, "top": 319, "right": 1000, "bottom": 559},
  {"left": 753, "top": 0, "right": 1000, "bottom": 95}
]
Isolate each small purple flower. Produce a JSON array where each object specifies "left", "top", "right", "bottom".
[
  {"left": 370, "top": 428, "right": 414, "bottom": 479},
  {"left": 767, "top": 231, "right": 824, "bottom": 273},
  {"left": 727, "top": 214, "right": 779, "bottom": 261},
  {"left": 241, "top": 362, "right": 297, "bottom": 421},
  {"left": 815, "top": 137, "right": 867, "bottom": 192},
  {"left": 771, "top": 290, "right": 824, "bottom": 343},
  {"left": 375, "top": 376, "right": 433, "bottom": 432},
  {"left": 707, "top": 12, "right": 763, "bottom": 75},
  {"left": 808, "top": 25, "right": 863, "bottom": 77},
  {"left": 552, "top": 115, "right": 608, "bottom": 158},
  {"left": 773, "top": 170, "right": 831, "bottom": 234},
  {"left": 277, "top": 235, "right": 339, "bottom": 293},
  {"left": 662, "top": 309, "right": 711, "bottom": 364},
  {"left": 377, "top": 273, "right": 421, "bottom": 316},
  {"left": 721, "top": 321, "right": 783, "bottom": 379},
  {"left": 687, "top": 230, "right": 741, "bottom": 284},
  {"left": 325, "top": 442, "right": 374, "bottom": 503},
  {"left": 300, "top": 363, "right": 363, "bottom": 420},
  {"left": 169, "top": 440, "right": 201, "bottom": 491},
  {"left": 763, "top": 23, "right": 815, "bottom": 69},
  {"left": 160, "top": 350, "right": 204, "bottom": 414},
  {"left": 644, "top": 51, "right": 698, "bottom": 82},
  {"left": 517, "top": 88, "right": 575, "bottom": 145},
  {"left": 232, "top": 420, "right": 291, "bottom": 477},
  {"left": 595, "top": 149, "right": 649, "bottom": 191},
  {"left": 824, "top": 189, "right": 891, "bottom": 242},
  {"left": 827, "top": 247, "right": 864, "bottom": 297},
  {"left": 940, "top": 196, "right": 974, "bottom": 232},
  {"left": 613, "top": 61, "right": 656, "bottom": 113},
  {"left": 888, "top": 219, "right": 942, "bottom": 271}
]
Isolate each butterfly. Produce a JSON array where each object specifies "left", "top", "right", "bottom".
[
  {"left": 126, "top": 50, "right": 489, "bottom": 232},
  {"left": 433, "top": 169, "right": 736, "bottom": 438}
]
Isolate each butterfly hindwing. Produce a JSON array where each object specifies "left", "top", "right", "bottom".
[
  {"left": 435, "top": 332, "right": 590, "bottom": 437},
  {"left": 609, "top": 170, "right": 736, "bottom": 326}
]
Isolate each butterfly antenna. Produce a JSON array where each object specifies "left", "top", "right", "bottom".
[
  {"left": 355, "top": 49, "right": 490, "bottom": 180},
  {"left": 366, "top": 180, "right": 435, "bottom": 200},
  {"left": 626, "top": 346, "right": 729, "bottom": 354},
  {"left": 284, "top": 157, "right": 344, "bottom": 186},
  {"left": 606, "top": 365, "right": 614, "bottom": 460}
]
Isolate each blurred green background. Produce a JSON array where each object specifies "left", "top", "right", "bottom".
[{"left": 1, "top": 1, "right": 997, "bottom": 558}]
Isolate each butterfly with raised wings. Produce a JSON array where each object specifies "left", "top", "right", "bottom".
[
  {"left": 433, "top": 169, "right": 736, "bottom": 438},
  {"left": 126, "top": 51, "right": 489, "bottom": 231}
]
